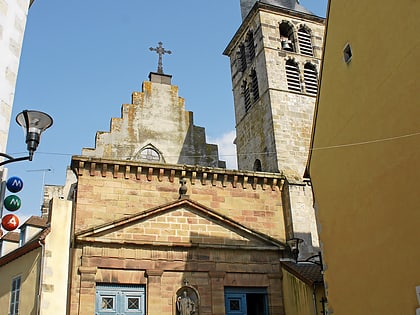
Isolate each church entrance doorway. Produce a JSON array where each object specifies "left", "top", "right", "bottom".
[
  {"left": 95, "top": 284, "right": 145, "bottom": 315},
  {"left": 224, "top": 287, "right": 268, "bottom": 315}
]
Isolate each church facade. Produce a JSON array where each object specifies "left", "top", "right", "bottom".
[{"left": 68, "top": 71, "right": 289, "bottom": 315}]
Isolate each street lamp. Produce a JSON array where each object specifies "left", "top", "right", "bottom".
[{"left": 0, "top": 110, "right": 53, "bottom": 166}]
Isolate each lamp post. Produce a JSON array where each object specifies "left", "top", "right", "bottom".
[
  {"left": 0, "top": 110, "right": 53, "bottom": 166},
  {"left": 0, "top": 110, "right": 53, "bottom": 235}
]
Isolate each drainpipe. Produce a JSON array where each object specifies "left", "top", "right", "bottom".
[{"left": 36, "top": 239, "right": 45, "bottom": 315}]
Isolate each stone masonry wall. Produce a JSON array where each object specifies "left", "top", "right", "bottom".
[
  {"left": 227, "top": 7, "right": 324, "bottom": 178},
  {"left": 69, "top": 245, "right": 285, "bottom": 315},
  {"left": 71, "top": 157, "right": 287, "bottom": 242}
]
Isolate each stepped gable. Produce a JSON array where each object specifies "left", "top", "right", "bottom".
[{"left": 82, "top": 72, "right": 225, "bottom": 168}]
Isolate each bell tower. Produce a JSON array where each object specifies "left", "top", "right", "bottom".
[
  {"left": 224, "top": 0, "right": 325, "bottom": 258},
  {"left": 224, "top": 0, "right": 324, "bottom": 179}
]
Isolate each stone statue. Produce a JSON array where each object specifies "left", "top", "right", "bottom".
[{"left": 177, "top": 290, "right": 196, "bottom": 315}]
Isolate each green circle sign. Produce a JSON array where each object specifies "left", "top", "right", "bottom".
[{"left": 4, "top": 195, "right": 21, "bottom": 211}]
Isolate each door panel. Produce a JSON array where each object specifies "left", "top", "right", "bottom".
[
  {"left": 225, "top": 293, "right": 247, "bottom": 315},
  {"left": 96, "top": 285, "right": 145, "bottom": 315}
]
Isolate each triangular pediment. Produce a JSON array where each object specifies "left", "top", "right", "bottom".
[{"left": 76, "top": 198, "right": 285, "bottom": 250}]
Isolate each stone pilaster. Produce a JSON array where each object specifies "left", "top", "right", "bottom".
[
  {"left": 145, "top": 269, "right": 164, "bottom": 315},
  {"left": 78, "top": 266, "right": 97, "bottom": 315},
  {"left": 268, "top": 273, "right": 285, "bottom": 315},
  {"left": 209, "top": 271, "right": 226, "bottom": 315}
]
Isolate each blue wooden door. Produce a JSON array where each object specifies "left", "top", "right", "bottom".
[
  {"left": 225, "top": 288, "right": 268, "bottom": 315},
  {"left": 96, "top": 284, "right": 145, "bottom": 315},
  {"left": 225, "top": 293, "right": 247, "bottom": 315}
]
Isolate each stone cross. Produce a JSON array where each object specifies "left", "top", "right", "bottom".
[{"left": 149, "top": 41, "right": 172, "bottom": 74}]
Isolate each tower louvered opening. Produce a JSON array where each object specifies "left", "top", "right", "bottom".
[
  {"left": 246, "top": 31, "right": 256, "bottom": 61},
  {"left": 250, "top": 70, "right": 259, "bottom": 101},
  {"left": 304, "top": 63, "right": 318, "bottom": 95},
  {"left": 298, "top": 28, "right": 313, "bottom": 56},
  {"left": 239, "top": 44, "right": 247, "bottom": 72},
  {"left": 285, "top": 60, "right": 301, "bottom": 93},
  {"left": 243, "top": 81, "right": 251, "bottom": 112}
]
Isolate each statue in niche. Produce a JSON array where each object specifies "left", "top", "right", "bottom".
[{"left": 176, "top": 287, "right": 198, "bottom": 315}]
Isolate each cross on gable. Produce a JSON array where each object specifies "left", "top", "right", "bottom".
[{"left": 149, "top": 41, "right": 172, "bottom": 74}]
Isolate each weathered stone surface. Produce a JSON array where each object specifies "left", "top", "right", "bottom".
[{"left": 82, "top": 73, "right": 225, "bottom": 168}]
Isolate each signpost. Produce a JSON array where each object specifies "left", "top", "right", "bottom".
[{"left": 0, "top": 170, "right": 23, "bottom": 233}]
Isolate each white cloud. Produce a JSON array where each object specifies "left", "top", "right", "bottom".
[{"left": 208, "top": 130, "right": 237, "bottom": 170}]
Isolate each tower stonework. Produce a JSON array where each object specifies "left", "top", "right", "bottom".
[
  {"left": 225, "top": 1, "right": 325, "bottom": 257},
  {"left": 225, "top": 0, "right": 324, "bottom": 179}
]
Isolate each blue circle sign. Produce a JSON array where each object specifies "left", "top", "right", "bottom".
[{"left": 6, "top": 176, "right": 23, "bottom": 193}]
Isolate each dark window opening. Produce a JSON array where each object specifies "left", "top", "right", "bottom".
[
  {"left": 343, "top": 43, "right": 352, "bottom": 63},
  {"left": 253, "top": 159, "right": 262, "bottom": 171},
  {"left": 280, "top": 22, "right": 295, "bottom": 52}
]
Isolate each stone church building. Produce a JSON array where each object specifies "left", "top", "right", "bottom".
[
  {"left": 0, "top": 1, "right": 325, "bottom": 315},
  {"left": 67, "top": 1, "right": 325, "bottom": 315},
  {"left": 69, "top": 69, "right": 291, "bottom": 314}
]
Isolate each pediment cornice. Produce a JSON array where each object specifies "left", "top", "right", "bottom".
[{"left": 71, "top": 155, "right": 286, "bottom": 192}]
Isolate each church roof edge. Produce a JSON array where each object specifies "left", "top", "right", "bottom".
[{"left": 71, "top": 154, "right": 286, "bottom": 181}]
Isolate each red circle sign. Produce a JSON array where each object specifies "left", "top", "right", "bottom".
[{"left": 2, "top": 214, "right": 19, "bottom": 231}]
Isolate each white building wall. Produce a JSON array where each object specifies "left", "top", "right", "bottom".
[{"left": 0, "top": 0, "right": 31, "bottom": 153}]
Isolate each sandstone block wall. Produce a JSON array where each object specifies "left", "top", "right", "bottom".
[{"left": 72, "top": 157, "right": 287, "bottom": 242}]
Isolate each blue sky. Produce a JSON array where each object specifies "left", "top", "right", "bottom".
[{"left": 5, "top": 0, "right": 328, "bottom": 222}]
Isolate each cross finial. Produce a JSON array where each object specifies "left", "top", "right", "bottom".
[{"left": 149, "top": 41, "right": 172, "bottom": 74}]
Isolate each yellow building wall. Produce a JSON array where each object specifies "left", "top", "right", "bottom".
[
  {"left": 0, "top": 248, "right": 41, "bottom": 315},
  {"left": 282, "top": 269, "right": 315, "bottom": 315},
  {"left": 309, "top": 0, "right": 420, "bottom": 314}
]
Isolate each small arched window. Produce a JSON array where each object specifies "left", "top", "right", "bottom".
[
  {"left": 246, "top": 31, "right": 256, "bottom": 61},
  {"left": 297, "top": 26, "right": 313, "bottom": 56},
  {"left": 279, "top": 22, "right": 295, "bottom": 52},
  {"left": 139, "top": 148, "right": 160, "bottom": 162},
  {"left": 250, "top": 69, "right": 259, "bottom": 102},
  {"left": 253, "top": 159, "right": 262, "bottom": 172},
  {"left": 285, "top": 59, "right": 301, "bottom": 93},
  {"left": 304, "top": 63, "right": 318, "bottom": 95}
]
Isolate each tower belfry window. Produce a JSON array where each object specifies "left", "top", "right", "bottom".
[
  {"left": 246, "top": 31, "right": 256, "bottom": 61},
  {"left": 280, "top": 22, "right": 295, "bottom": 52},
  {"left": 243, "top": 80, "right": 251, "bottom": 113},
  {"left": 297, "top": 27, "right": 313, "bottom": 56},
  {"left": 250, "top": 70, "right": 259, "bottom": 101},
  {"left": 285, "top": 60, "right": 302, "bottom": 93},
  {"left": 304, "top": 63, "right": 318, "bottom": 95},
  {"left": 239, "top": 44, "right": 247, "bottom": 72}
]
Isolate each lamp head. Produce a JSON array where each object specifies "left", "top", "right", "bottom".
[{"left": 16, "top": 110, "right": 53, "bottom": 160}]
